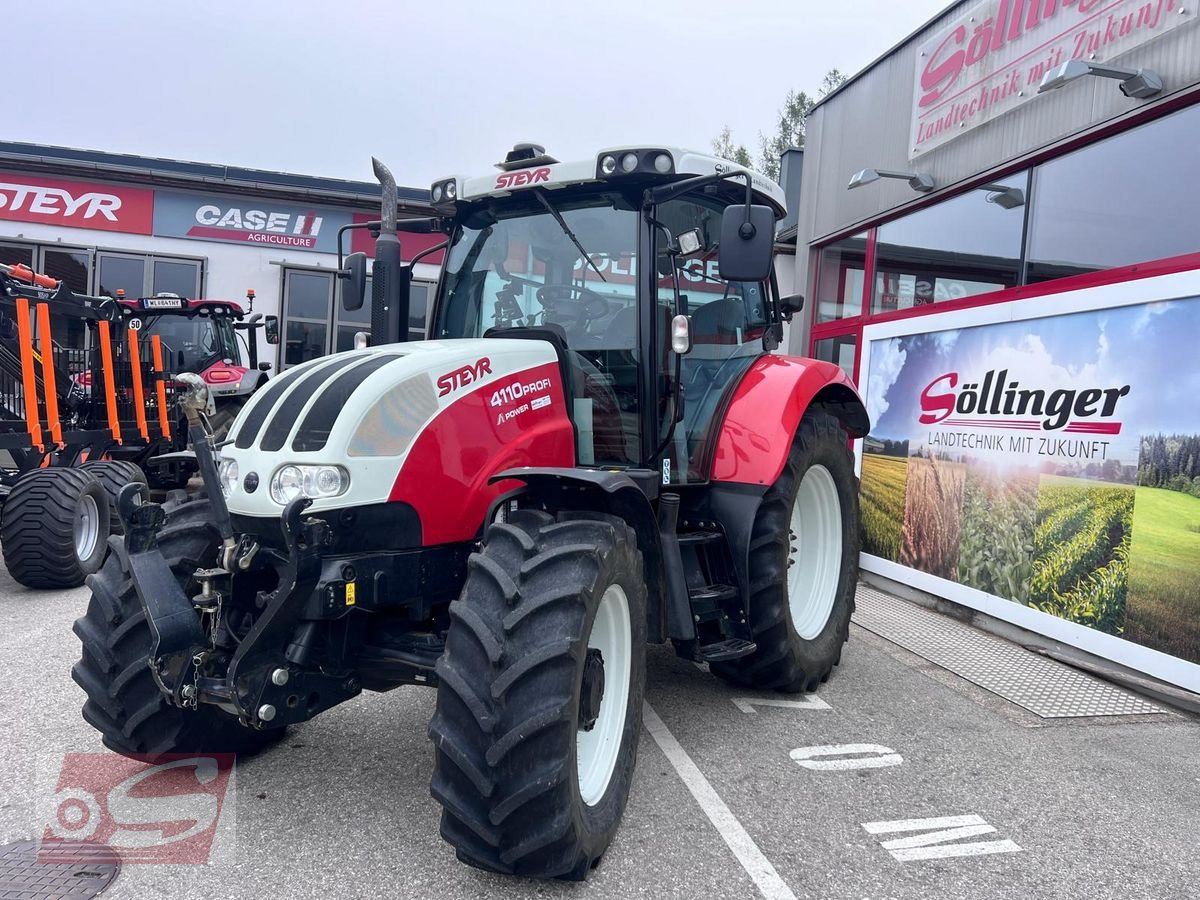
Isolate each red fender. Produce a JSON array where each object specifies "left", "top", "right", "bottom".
[{"left": 711, "top": 355, "right": 869, "bottom": 486}]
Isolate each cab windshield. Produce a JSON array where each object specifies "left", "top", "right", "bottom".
[
  {"left": 434, "top": 189, "right": 640, "bottom": 349},
  {"left": 141, "top": 314, "right": 240, "bottom": 373}
]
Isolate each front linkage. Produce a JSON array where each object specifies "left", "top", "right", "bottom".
[{"left": 115, "top": 378, "right": 358, "bottom": 731}]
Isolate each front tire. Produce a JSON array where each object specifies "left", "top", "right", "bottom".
[
  {"left": 80, "top": 460, "right": 147, "bottom": 535},
  {"left": 711, "top": 411, "right": 859, "bottom": 693},
  {"left": 72, "top": 497, "right": 282, "bottom": 759},
  {"left": 1, "top": 468, "right": 109, "bottom": 588},
  {"left": 429, "top": 510, "right": 647, "bottom": 880}
]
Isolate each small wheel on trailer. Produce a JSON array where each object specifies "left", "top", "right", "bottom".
[
  {"left": 710, "top": 410, "right": 860, "bottom": 693},
  {"left": 429, "top": 510, "right": 647, "bottom": 880},
  {"left": 1, "top": 468, "right": 109, "bottom": 589},
  {"left": 72, "top": 495, "right": 283, "bottom": 759},
  {"left": 80, "top": 460, "right": 147, "bottom": 535}
]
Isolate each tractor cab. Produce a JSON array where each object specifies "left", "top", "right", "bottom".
[
  {"left": 343, "top": 144, "right": 804, "bottom": 485},
  {"left": 115, "top": 292, "right": 279, "bottom": 401}
]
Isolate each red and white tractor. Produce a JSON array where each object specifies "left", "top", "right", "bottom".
[{"left": 73, "top": 144, "right": 869, "bottom": 880}]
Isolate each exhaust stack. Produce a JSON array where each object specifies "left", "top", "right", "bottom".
[{"left": 369, "top": 157, "right": 409, "bottom": 344}]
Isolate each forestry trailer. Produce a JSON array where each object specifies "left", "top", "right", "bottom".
[{"left": 73, "top": 144, "right": 869, "bottom": 880}]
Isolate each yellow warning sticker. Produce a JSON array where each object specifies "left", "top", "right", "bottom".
[{"left": 345, "top": 582, "right": 357, "bottom": 605}]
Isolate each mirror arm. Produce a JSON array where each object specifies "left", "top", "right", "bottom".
[{"left": 643, "top": 167, "right": 754, "bottom": 208}]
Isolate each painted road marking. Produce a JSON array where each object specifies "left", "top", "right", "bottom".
[
  {"left": 862, "top": 815, "right": 1022, "bottom": 862},
  {"left": 732, "top": 696, "right": 832, "bottom": 714},
  {"left": 790, "top": 744, "right": 903, "bottom": 771},
  {"left": 643, "top": 702, "right": 797, "bottom": 900}
]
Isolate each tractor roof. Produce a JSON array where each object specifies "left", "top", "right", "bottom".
[
  {"left": 432, "top": 145, "right": 787, "bottom": 217},
  {"left": 118, "top": 296, "right": 245, "bottom": 316}
]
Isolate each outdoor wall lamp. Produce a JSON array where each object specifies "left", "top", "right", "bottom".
[
  {"left": 847, "top": 168, "right": 936, "bottom": 193},
  {"left": 979, "top": 182, "right": 1025, "bottom": 209},
  {"left": 1037, "top": 59, "right": 1164, "bottom": 99}
]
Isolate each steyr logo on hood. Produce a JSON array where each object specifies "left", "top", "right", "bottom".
[
  {"left": 437, "top": 357, "right": 492, "bottom": 397},
  {"left": 495, "top": 168, "right": 551, "bottom": 190},
  {"left": 919, "top": 369, "right": 1130, "bottom": 433}
]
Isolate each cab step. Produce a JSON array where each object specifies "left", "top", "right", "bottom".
[
  {"left": 678, "top": 529, "right": 722, "bottom": 546},
  {"left": 699, "top": 638, "right": 757, "bottom": 662}
]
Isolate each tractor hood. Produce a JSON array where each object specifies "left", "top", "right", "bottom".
[{"left": 219, "top": 339, "right": 575, "bottom": 541}]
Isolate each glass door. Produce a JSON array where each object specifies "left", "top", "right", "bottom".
[{"left": 280, "top": 269, "right": 334, "bottom": 369}]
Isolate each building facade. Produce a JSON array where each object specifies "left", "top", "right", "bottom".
[
  {"left": 791, "top": 0, "right": 1200, "bottom": 691},
  {"left": 0, "top": 143, "right": 439, "bottom": 371}
]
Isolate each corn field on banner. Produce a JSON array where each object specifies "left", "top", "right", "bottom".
[{"left": 858, "top": 275, "right": 1200, "bottom": 690}]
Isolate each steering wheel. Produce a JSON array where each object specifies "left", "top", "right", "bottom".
[{"left": 536, "top": 283, "right": 610, "bottom": 327}]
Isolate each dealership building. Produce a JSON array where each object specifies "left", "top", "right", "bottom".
[
  {"left": 789, "top": 0, "right": 1200, "bottom": 692},
  {"left": 0, "top": 143, "right": 440, "bottom": 369}
]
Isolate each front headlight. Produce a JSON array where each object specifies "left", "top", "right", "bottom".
[
  {"left": 217, "top": 457, "right": 239, "bottom": 498},
  {"left": 269, "top": 464, "right": 350, "bottom": 505}
]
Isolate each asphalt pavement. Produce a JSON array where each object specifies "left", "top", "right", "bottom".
[{"left": 1, "top": 562, "right": 1197, "bottom": 900}]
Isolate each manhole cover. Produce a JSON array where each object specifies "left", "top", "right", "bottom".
[{"left": 0, "top": 840, "right": 119, "bottom": 900}]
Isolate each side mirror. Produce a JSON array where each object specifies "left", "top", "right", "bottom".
[
  {"left": 718, "top": 204, "right": 775, "bottom": 282},
  {"left": 341, "top": 251, "right": 368, "bottom": 311},
  {"left": 264, "top": 315, "right": 280, "bottom": 345},
  {"left": 778, "top": 293, "right": 805, "bottom": 321},
  {"left": 257, "top": 362, "right": 272, "bottom": 372}
]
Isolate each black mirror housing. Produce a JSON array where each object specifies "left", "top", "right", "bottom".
[
  {"left": 778, "top": 293, "right": 805, "bottom": 320},
  {"left": 341, "top": 251, "right": 368, "bottom": 311},
  {"left": 257, "top": 361, "right": 272, "bottom": 372},
  {"left": 264, "top": 315, "right": 280, "bottom": 345},
  {"left": 718, "top": 205, "right": 775, "bottom": 282}
]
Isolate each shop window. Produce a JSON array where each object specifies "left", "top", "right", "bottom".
[
  {"left": 41, "top": 248, "right": 91, "bottom": 349},
  {"left": 814, "top": 232, "right": 867, "bottom": 323},
  {"left": 97, "top": 255, "right": 146, "bottom": 299},
  {"left": 1026, "top": 104, "right": 1200, "bottom": 282},
  {"left": 813, "top": 333, "right": 857, "bottom": 380},
  {"left": 0, "top": 243, "right": 33, "bottom": 269},
  {"left": 152, "top": 259, "right": 201, "bottom": 297},
  {"left": 872, "top": 174, "right": 1026, "bottom": 315}
]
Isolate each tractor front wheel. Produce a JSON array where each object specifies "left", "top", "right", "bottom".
[
  {"left": 72, "top": 496, "right": 283, "bottom": 759},
  {"left": 429, "top": 510, "right": 647, "bottom": 880},
  {"left": 711, "top": 410, "right": 860, "bottom": 693}
]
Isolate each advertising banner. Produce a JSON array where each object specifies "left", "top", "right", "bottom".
[
  {"left": 0, "top": 172, "right": 153, "bottom": 234},
  {"left": 910, "top": 0, "right": 1195, "bottom": 158},
  {"left": 858, "top": 272, "right": 1200, "bottom": 691},
  {"left": 154, "top": 191, "right": 352, "bottom": 253}
]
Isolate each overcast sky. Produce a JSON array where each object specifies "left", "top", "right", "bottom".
[{"left": 11, "top": 0, "right": 949, "bottom": 188}]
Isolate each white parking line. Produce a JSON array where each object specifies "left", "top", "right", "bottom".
[
  {"left": 731, "top": 696, "right": 832, "bottom": 714},
  {"left": 790, "top": 743, "right": 903, "bottom": 771},
  {"left": 642, "top": 702, "right": 797, "bottom": 900}
]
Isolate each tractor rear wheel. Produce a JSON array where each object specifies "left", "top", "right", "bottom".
[
  {"left": 1, "top": 468, "right": 109, "bottom": 589},
  {"left": 72, "top": 496, "right": 282, "bottom": 759},
  {"left": 207, "top": 398, "right": 246, "bottom": 444},
  {"left": 711, "top": 410, "right": 859, "bottom": 693},
  {"left": 80, "top": 460, "right": 147, "bottom": 535},
  {"left": 429, "top": 510, "right": 646, "bottom": 880}
]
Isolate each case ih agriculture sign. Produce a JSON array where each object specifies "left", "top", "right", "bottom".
[
  {"left": 153, "top": 191, "right": 351, "bottom": 253},
  {"left": 910, "top": 0, "right": 1194, "bottom": 157},
  {"left": 0, "top": 172, "right": 153, "bottom": 234}
]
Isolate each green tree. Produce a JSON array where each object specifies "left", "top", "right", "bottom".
[
  {"left": 712, "top": 68, "right": 849, "bottom": 182},
  {"left": 758, "top": 68, "right": 848, "bottom": 180},
  {"left": 711, "top": 126, "right": 753, "bottom": 167}
]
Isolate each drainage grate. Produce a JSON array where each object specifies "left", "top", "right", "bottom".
[
  {"left": 0, "top": 840, "right": 119, "bottom": 900},
  {"left": 852, "top": 585, "right": 1169, "bottom": 719}
]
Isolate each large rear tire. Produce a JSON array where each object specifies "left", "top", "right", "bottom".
[
  {"left": 711, "top": 411, "right": 859, "bottom": 693},
  {"left": 1, "top": 468, "right": 109, "bottom": 589},
  {"left": 72, "top": 497, "right": 282, "bottom": 759},
  {"left": 80, "top": 460, "right": 147, "bottom": 535},
  {"left": 429, "top": 510, "right": 646, "bottom": 880}
]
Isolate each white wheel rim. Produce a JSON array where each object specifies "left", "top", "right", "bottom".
[
  {"left": 75, "top": 494, "right": 100, "bottom": 561},
  {"left": 787, "top": 465, "right": 843, "bottom": 640},
  {"left": 576, "top": 583, "right": 632, "bottom": 807}
]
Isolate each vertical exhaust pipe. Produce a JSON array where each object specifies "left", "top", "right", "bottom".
[{"left": 370, "top": 157, "right": 410, "bottom": 344}]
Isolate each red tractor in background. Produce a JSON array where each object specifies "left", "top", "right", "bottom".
[
  {"left": 106, "top": 290, "right": 279, "bottom": 485},
  {"left": 74, "top": 144, "right": 869, "bottom": 880}
]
